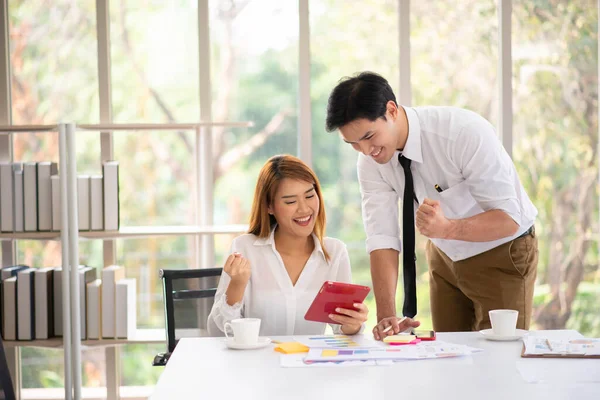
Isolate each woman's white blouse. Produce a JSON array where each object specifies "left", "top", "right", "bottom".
[{"left": 207, "top": 229, "right": 354, "bottom": 336}]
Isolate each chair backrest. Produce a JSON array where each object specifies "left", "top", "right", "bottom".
[
  {"left": 159, "top": 268, "right": 222, "bottom": 354},
  {"left": 0, "top": 335, "right": 16, "bottom": 400}
]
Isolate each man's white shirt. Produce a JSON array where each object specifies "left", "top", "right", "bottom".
[
  {"left": 207, "top": 228, "right": 354, "bottom": 336},
  {"left": 358, "top": 106, "right": 537, "bottom": 262}
]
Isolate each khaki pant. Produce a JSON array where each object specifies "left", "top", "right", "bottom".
[{"left": 426, "top": 230, "right": 538, "bottom": 332}]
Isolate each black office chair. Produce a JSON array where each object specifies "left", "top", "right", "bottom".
[
  {"left": 0, "top": 334, "right": 16, "bottom": 400},
  {"left": 153, "top": 268, "right": 222, "bottom": 366}
]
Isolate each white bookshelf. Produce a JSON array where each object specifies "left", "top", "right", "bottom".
[
  {"left": 3, "top": 329, "right": 166, "bottom": 349},
  {"left": 0, "top": 224, "right": 248, "bottom": 241},
  {"left": 0, "top": 120, "right": 250, "bottom": 400}
]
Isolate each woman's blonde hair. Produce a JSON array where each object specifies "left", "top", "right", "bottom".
[{"left": 248, "top": 154, "right": 329, "bottom": 261}]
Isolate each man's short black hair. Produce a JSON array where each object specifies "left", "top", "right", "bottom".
[{"left": 325, "top": 71, "right": 397, "bottom": 132}]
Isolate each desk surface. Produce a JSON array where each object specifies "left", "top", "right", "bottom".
[{"left": 151, "top": 330, "right": 600, "bottom": 400}]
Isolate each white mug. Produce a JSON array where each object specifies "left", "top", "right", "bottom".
[
  {"left": 489, "top": 309, "right": 518, "bottom": 336},
  {"left": 224, "top": 318, "right": 261, "bottom": 345}
]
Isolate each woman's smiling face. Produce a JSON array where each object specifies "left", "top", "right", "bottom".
[{"left": 269, "top": 178, "right": 319, "bottom": 238}]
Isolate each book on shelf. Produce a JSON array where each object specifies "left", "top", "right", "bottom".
[
  {"left": 0, "top": 265, "right": 28, "bottom": 339},
  {"left": 37, "top": 162, "right": 58, "bottom": 232},
  {"left": 90, "top": 175, "right": 104, "bottom": 231},
  {"left": 0, "top": 265, "right": 29, "bottom": 281},
  {"left": 23, "top": 162, "right": 38, "bottom": 232},
  {"left": 78, "top": 175, "right": 90, "bottom": 231},
  {"left": 102, "top": 161, "right": 120, "bottom": 231},
  {"left": 51, "top": 175, "right": 61, "bottom": 231},
  {"left": 86, "top": 279, "right": 102, "bottom": 340},
  {"left": 13, "top": 163, "right": 24, "bottom": 232},
  {"left": 53, "top": 267, "right": 63, "bottom": 336},
  {"left": 116, "top": 278, "right": 136, "bottom": 339},
  {"left": 79, "top": 266, "right": 97, "bottom": 339},
  {"left": 0, "top": 162, "right": 13, "bottom": 232},
  {"left": 2, "top": 277, "right": 17, "bottom": 341},
  {"left": 101, "top": 265, "right": 125, "bottom": 339},
  {"left": 34, "top": 267, "right": 55, "bottom": 340},
  {"left": 17, "top": 268, "right": 35, "bottom": 340}
]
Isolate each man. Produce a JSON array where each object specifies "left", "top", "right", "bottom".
[{"left": 325, "top": 72, "right": 538, "bottom": 340}]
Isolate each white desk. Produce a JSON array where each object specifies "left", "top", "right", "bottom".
[{"left": 151, "top": 330, "right": 600, "bottom": 400}]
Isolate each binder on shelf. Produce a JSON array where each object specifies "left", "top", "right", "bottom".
[
  {"left": 37, "top": 161, "right": 58, "bottom": 232},
  {"left": 0, "top": 162, "right": 14, "bottom": 232},
  {"left": 17, "top": 268, "right": 36, "bottom": 340},
  {"left": 34, "top": 267, "right": 55, "bottom": 339},
  {"left": 0, "top": 265, "right": 28, "bottom": 338},
  {"left": 51, "top": 175, "right": 61, "bottom": 231},
  {"left": 53, "top": 267, "right": 63, "bottom": 336},
  {"left": 77, "top": 175, "right": 91, "bottom": 231},
  {"left": 90, "top": 175, "right": 104, "bottom": 231},
  {"left": 13, "top": 163, "right": 24, "bottom": 232},
  {"left": 102, "top": 161, "right": 120, "bottom": 231},
  {"left": 79, "top": 266, "right": 97, "bottom": 339},
  {"left": 101, "top": 265, "right": 125, "bottom": 338},
  {"left": 116, "top": 278, "right": 137, "bottom": 339},
  {"left": 0, "top": 265, "right": 29, "bottom": 280},
  {"left": 86, "top": 279, "right": 102, "bottom": 340},
  {"left": 2, "top": 276, "right": 17, "bottom": 341},
  {"left": 23, "top": 162, "right": 38, "bottom": 232}
]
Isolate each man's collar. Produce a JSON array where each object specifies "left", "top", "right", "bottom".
[{"left": 398, "top": 106, "right": 423, "bottom": 164}]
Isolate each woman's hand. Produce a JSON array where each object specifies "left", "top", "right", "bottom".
[
  {"left": 372, "top": 316, "right": 421, "bottom": 341},
  {"left": 224, "top": 253, "right": 251, "bottom": 306},
  {"left": 224, "top": 252, "right": 251, "bottom": 284},
  {"left": 329, "top": 303, "right": 369, "bottom": 335}
]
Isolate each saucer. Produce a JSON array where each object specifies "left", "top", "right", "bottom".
[
  {"left": 479, "top": 329, "right": 528, "bottom": 341},
  {"left": 225, "top": 336, "right": 272, "bottom": 350}
]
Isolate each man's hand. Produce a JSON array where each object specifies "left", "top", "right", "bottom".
[
  {"left": 372, "top": 316, "right": 421, "bottom": 341},
  {"left": 416, "top": 198, "right": 452, "bottom": 238}
]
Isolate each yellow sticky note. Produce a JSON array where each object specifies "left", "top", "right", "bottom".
[
  {"left": 321, "top": 349, "right": 338, "bottom": 357},
  {"left": 274, "top": 342, "right": 310, "bottom": 354},
  {"left": 383, "top": 335, "right": 416, "bottom": 344}
]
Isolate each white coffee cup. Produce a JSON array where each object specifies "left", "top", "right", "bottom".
[
  {"left": 224, "top": 318, "right": 261, "bottom": 345},
  {"left": 489, "top": 309, "right": 518, "bottom": 336}
]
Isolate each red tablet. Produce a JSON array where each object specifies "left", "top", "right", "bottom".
[{"left": 304, "top": 281, "right": 371, "bottom": 324}]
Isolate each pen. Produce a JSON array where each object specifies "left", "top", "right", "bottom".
[
  {"left": 382, "top": 316, "right": 407, "bottom": 333},
  {"left": 545, "top": 338, "right": 553, "bottom": 351},
  {"left": 434, "top": 184, "right": 443, "bottom": 193}
]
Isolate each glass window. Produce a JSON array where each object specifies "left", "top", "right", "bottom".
[
  {"left": 9, "top": 1, "right": 99, "bottom": 125},
  {"left": 209, "top": 0, "right": 299, "bottom": 261},
  {"left": 110, "top": 0, "right": 199, "bottom": 123},
  {"left": 513, "top": 0, "right": 599, "bottom": 335},
  {"left": 21, "top": 348, "right": 64, "bottom": 389},
  {"left": 411, "top": 1, "right": 498, "bottom": 126},
  {"left": 112, "top": 130, "right": 196, "bottom": 227},
  {"left": 310, "top": 0, "right": 400, "bottom": 328}
]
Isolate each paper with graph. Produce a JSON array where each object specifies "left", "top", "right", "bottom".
[
  {"left": 294, "top": 335, "right": 381, "bottom": 349},
  {"left": 303, "top": 341, "right": 480, "bottom": 362},
  {"left": 522, "top": 336, "right": 600, "bottom": 357}
]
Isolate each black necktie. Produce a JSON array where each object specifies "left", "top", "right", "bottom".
[{"left": 398, "top": 154, "right": 417, "bottom": 318}]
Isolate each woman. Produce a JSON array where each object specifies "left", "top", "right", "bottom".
[{"left": 207, "top": 154, "right": 368, "bottom": 336}]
